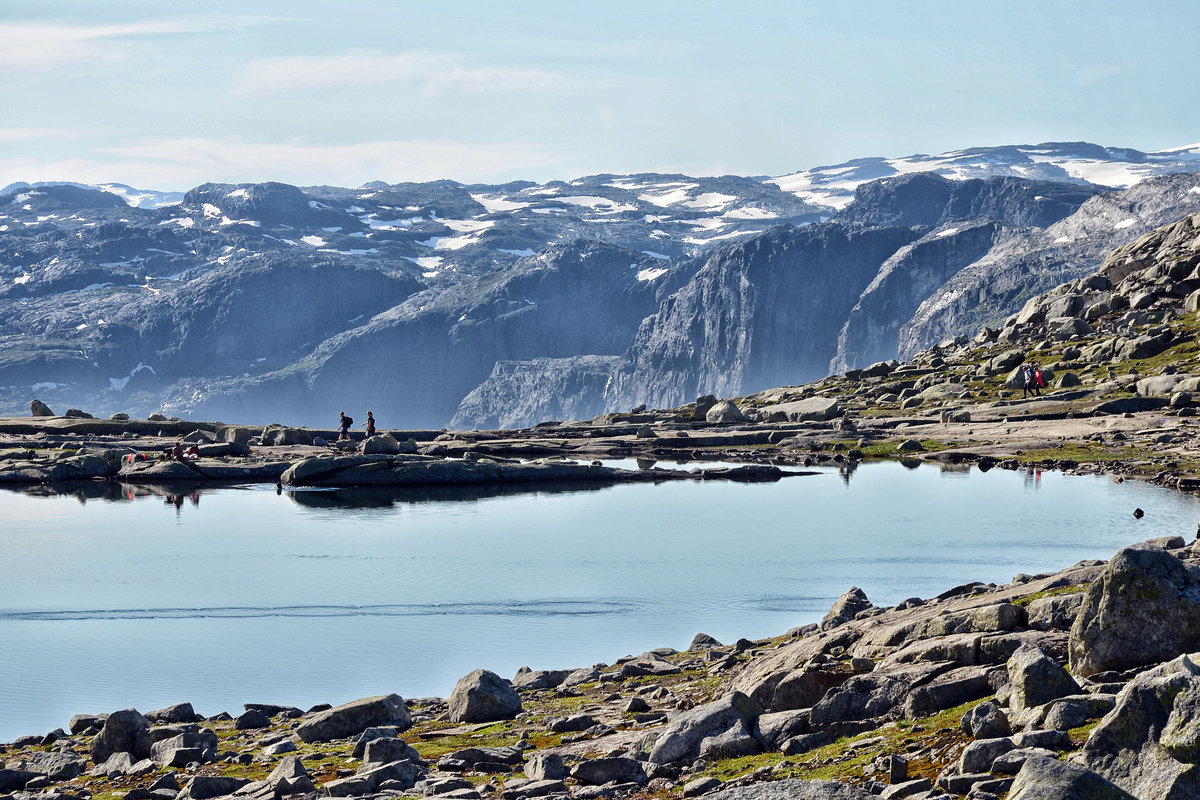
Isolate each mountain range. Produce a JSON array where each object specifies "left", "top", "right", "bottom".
[{"left": 2, "top": 141, "right": 1199, "bottom": 428}]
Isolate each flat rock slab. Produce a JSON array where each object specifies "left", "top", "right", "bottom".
[{"left": 762, "top": 398, "right": 843, "bottom": 423}]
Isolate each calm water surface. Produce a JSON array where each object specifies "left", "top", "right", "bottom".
[{"left": 2, "top": 460, "right": 1198, "bottom": 741}]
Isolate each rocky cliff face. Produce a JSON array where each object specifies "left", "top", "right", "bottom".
[
  {"left": 828, "top": 175, "right": 1100, "bottom": 373},
  {"left": 897, "top": 172, "right": 1200, "bottom": 358},
  {"left": 604, "top": 224, "right": 921, "bottom": 411},
  {"left": 830, "top": 222, "right": 1002, "bottom": 374},
  {"left": 450, "top": 356, "right": 621, "bottom": 430},
  {"left": 162, "top": 241, "right": 689, "bottom": 428}
]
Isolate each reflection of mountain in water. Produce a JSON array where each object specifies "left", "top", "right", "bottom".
[{"left": 285, "top": 481, "right": 621, "bottom": 510}]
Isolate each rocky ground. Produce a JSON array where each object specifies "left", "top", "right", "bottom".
[
  {"left": 5, "top": 215, "right": 1200, "bottom": 800},
  {"left": 5, "top": 534, "right": 1200, "bottom": 800}
]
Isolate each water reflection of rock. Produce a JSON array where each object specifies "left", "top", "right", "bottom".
[
  {"left": 286, "top": 481, "right": 622, "bottom": 510},
  {"left": 0, "top": 481, "right": 214, "bottom": 508}
]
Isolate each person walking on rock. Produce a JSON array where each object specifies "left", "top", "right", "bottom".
[
  {"left": 363, "top": 411, "right": 376, "bottom": 438},
  {"left": 338, "top": 411, "right": 353, "bottom": 441},
  {"left": 1022, "top": 365, "right": 1034, "bottom": 399},
  {"left": 1032, "top": 364, "right": 1044, "bottom": 397}
]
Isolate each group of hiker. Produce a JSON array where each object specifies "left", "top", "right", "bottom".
[
  {"left": 337, "top": 410, "right": 376, "bottom": 441},
  {"left": 1022, "top": 363, "right": 1047, "bottom": 399}
]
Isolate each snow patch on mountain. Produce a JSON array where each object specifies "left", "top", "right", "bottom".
[{"left": 770, "top": 142, "right": 1200, "bottom": 211}]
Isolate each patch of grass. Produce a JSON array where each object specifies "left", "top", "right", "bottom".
[
  {"left": 409, "top": 721, "right": 523, "bottom": 760},
  {"left": 700, "top": 752, "right": 785, "bottom": 782},
  {"left": 1014, "top": 442, "right": 1151, "bottom": 465},
  {"left": 1012, "top": 584, "right": 1086, "bottom": 608},
  {"left": 1067, "top": 720, "right": 1102, "bottom": 748}
]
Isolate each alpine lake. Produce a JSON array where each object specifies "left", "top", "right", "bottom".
[{"left": 3, "top": 458, "right": 1199, "bottom": 742}]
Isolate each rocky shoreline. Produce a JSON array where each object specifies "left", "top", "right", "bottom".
[{"left": 7, "top": 532, "right": 1200, "bottom": 800}]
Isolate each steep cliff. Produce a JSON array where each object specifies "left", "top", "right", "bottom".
[
  {"left": 450, "top": 356, "right": 621, "bottom": 430},
  {"left": 164, "top": 241, "right": 691, "bottom": 427},
  {"left": 829, "top": 175, "right": 1100, "bottom": 372},
  {"left": 898, "top": 172, "right": 1200, "bottom": 356},
  {"left": 604, "top": 223, "right": 921, "bottom": 411}
]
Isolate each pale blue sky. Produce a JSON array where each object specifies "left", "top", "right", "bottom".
[{"left": 2, "top": 0, "right": 1198, "bottom": 191}]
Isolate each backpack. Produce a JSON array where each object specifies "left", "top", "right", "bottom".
[{"left": 343, "top": 415, "right": 353, "bottom": 427}]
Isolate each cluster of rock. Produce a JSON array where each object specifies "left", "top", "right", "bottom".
[
  {"left": 9, "top": 536, "right": 1200, "bottom": 800},
  {"left": 990, "top": 212, "right": 1200, "bottom": 361}
]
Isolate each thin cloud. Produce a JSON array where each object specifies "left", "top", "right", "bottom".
[
  {"left": 0, "top": 127, "right": 83, "bottom": 143},
  {"left": 0, "top": 16, "right": 271, "bottom": 69},
  {"left": 0, "top": 136, "right": 575, "bottom": 189},
  {"left": 232, "top": 49, "right": 557, "bottom": 98}
]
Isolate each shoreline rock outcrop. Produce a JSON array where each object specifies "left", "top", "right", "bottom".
[{"left": 7, "top": 534, "right": 1200, "bottom": 800}]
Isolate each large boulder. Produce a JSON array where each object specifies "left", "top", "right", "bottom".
[
  {"left": 1027, "top": 592, "right": 1085, "bottom": 631},
  {"left": 570, "top": 757, "right": 647, "bottom": 786},
  {"left": 362, "top": 736, "right": 421, "bottom": 766},
  {"left": 900, "top": 665, "right": 996, "bottom": 718},
  {"left": 706, "top": 400, "right": 749, "bottom": 424},
  {"left": 1007, "top": 643, "right": 1080, "bottom": 712},
  {"left": 809, "top": 662, "right": 949, "bottom": 726},
  {"left": 267, "top": 756, "right": 315, "bottom": 796},
  {"left": 768, "top": 668, "right": 850, "bottom": 713},
  {"left": 30, "top": 399, "right": 54, "bottom": 417},
  {"left": 1078, "top": 652, "right": 1200, "bottom": 800},
  {"left": 524, "top": 752, "right": 567, "bottom": 781},
  {"left": 149, "top": 731, "right": 219, "bottom": 766},
  {"left": 962, "top": 700, "right": 1012, "bottom": 740},
  {"left": 958, "top": 737, "right": 1016, "bottom": 774},
  {"left": 18, "top": 751, "right": 86, "bottom": 781},
  {"left": 512, "top": 667, "right": 571, "bottom": 690},
  {"left": 90, "top": 708, "right": 152, "bottom": 763},
  {"left": 753, "top": 710, "right": 813, "bottom": 750},
  {"left": 821, "top": 587, "right": 873, "bottom": 630},
  {"left": 1070, "top": 546, "right": 1200, "bottom": 677},
  {"left": 295, "top": 694, "right": 411, "bottom": 743},
  {"left": 362, "top": 434, "right": 400, "bottom": 455},
  {"left": 448, "top": 669, "right": 521, "bottom": 723},
  {"left": 633, "top": 692, "right": 764, "bottom": 765},
  {"left": 0, "top": 771, "right": 39, "bottom": 793},
  {"left": 1009, "top": 757, "right": 1136, "bottom": 800},
  {"left": 145, "top": 702, "right": 201, "bottom": 724},
  {"left": 764, "top": 398, "right": 842, "bottom": 423},
  {"left": 177, "top": 776, "right": 250, "bottom": 800}
]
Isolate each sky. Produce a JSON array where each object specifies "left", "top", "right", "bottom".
[{"left": 2, "top": 0, "right": 1199, "bottom": 192}]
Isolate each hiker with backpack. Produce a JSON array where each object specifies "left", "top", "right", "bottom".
[{"left": 338, "top": 411, "right": 353, "bottom": 441}]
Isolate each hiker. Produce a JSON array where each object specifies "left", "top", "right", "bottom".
[
  {"left": 1022, "top": 365, "right": 1034, "bottom": 399},
  {"left": 363, "top": 411, "right": 376, "bottom": 437},
  {"left": 1033, "top": 364, "right": 1046, "bottom": 396},
  {"left": 338, "top": 411, "right": 353, "bottom": 441}
]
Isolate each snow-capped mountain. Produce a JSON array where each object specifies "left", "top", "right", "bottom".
[
  {"left": 2, "top": 140, "right": 1199, "bottom": 428},
  {"left": 770, "top": 141, "right": 1200, "bottom": 210},
  {"left": 0, "top": 181, "right": 183, "bottom": 209}
]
